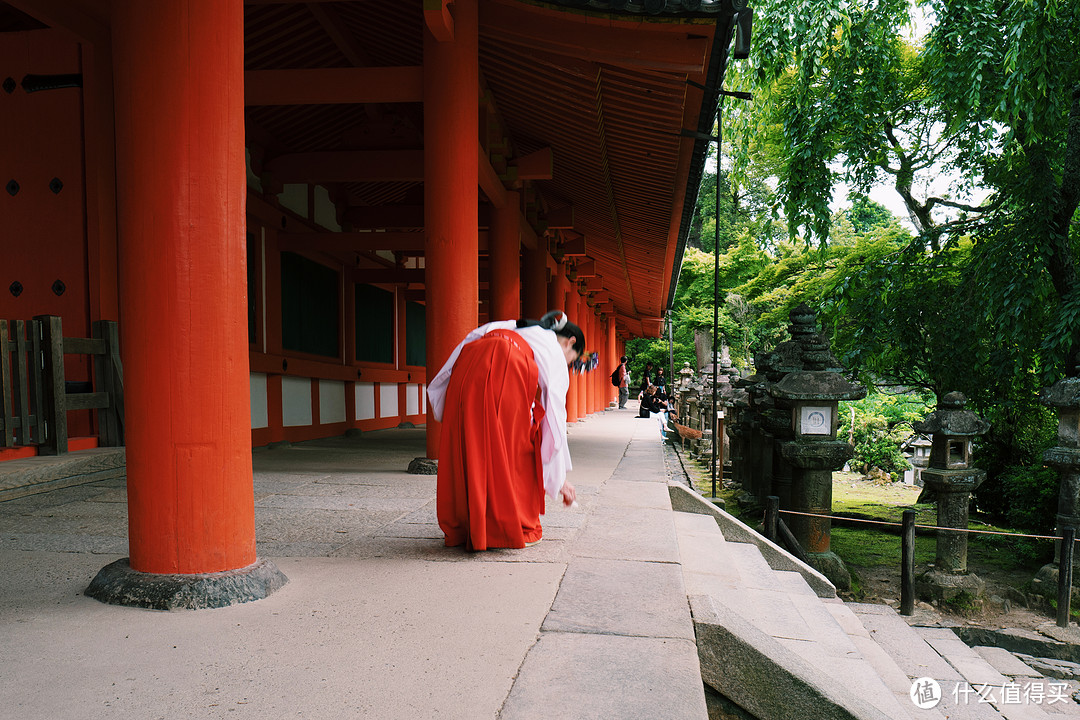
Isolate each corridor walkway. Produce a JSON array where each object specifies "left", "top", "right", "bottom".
[{"left": 0, "top": 406, "right": 705, "bottom": 719}]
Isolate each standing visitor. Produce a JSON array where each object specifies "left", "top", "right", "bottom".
[
  {"left": 654, "top": 367, "right": 668, "bottom": 393},
  {"left": 616, "top": 355, "right": 629, "bottom": 408},
  {"left": 428, "top": 311, "right": 583, "bottom": 550},
  {"left": 638, "top": 361, "right": 654, "bottom": 398}
]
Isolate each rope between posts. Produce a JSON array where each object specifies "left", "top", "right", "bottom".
[{"left": 775, "top": 508, "right": 1073, "bottom": 541}]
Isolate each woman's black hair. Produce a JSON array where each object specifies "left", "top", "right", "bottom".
[{"left": 517, "top": 310, "right": 585, "bottom": 355}]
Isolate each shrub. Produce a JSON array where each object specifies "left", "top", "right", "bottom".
[{"left": 999, "top": 465, "right": 1060, "bottom": 533}]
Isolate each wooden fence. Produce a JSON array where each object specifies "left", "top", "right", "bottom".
[{"left": 0, "top": 316, "right": 123, "bottom": 455}]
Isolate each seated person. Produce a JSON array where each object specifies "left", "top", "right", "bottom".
[{"left": 641, "top": 385, "right": 669, "bottom": 439}]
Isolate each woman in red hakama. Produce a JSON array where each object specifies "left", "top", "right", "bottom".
[{"left": 428, "top": 312, "right": 583, "bottom": 550}]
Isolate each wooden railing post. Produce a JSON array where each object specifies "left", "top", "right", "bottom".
[
  {"left": 10, "top": 319, "right": 32, "bottom": 446},
  {"left": 0, "top": 319, "right": 12, "bottom": 448},
  {"left": 36, "top": 314, "right": 68, "bottom": 455},
  {"left": 901, "top": 509, "right": 916, "bottom": 617},
  {"left": 1058, "top": 526, "right": 1075, "bottom": 629},
  {"left": 93, "top": 320, "right": 124, "bottom": 446},
  {"left": 764, "top": 495, "right": 779, "bottom": 543}
]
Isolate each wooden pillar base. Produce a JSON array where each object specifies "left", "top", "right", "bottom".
[{"left": 85, "top": 557, "right": 288, "bottom": 611}]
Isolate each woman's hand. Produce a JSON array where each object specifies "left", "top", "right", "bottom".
[{"left": 560, "top": 481, "right": 577, "bottom": 507}]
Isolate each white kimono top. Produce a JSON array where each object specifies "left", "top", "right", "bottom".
[{"left": 427, "top": 320, "right": 572, "bottom": 499}]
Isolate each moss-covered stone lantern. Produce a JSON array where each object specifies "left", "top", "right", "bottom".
[
  {"left": 912, "top": 392, "right": 989, "bottom": 602},
  {"left": 1032, "top": 360, "right": 1080, "bottom": 598},
  {"left": 770, "top": 307, "right": 865, "bottom": 590}
]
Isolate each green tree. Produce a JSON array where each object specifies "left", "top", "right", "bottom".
[{"left": 726, "top": 0, "right": 1080, "bottom": 380}]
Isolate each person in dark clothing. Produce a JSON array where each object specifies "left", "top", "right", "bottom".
[
  {"left": 641, "top": 385, "right": 669, "bottom": 439},
  {"left": 654, "top": 367, "right": 667, "bottom": 393},
  {"left": 615, "top": 356, "right": 630, "bottom": 408},
  {"left": 638, "top": 362, "right": 654, "bottom": 397}
]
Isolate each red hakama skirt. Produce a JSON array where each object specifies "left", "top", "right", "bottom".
[{"left": 436, "top": 329, "right": 545, "bottom": 550}]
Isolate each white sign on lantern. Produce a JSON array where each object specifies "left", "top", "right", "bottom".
[{"left": 800, "top": 405, "right": 832, "bottom": 436}]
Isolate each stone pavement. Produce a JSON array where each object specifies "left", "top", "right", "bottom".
[{"left": 0, "top": 406, "right": 706, "bottom": 720}]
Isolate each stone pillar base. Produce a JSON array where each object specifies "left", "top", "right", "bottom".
[
  {"left": 915, "top": 567, "right": 985, "bottom": 602},
  {"left": 85, "top": 557, "right": 288, "bottom": 610},
  {"left": 407, "top": 457, "right": 438, "bottom": 475},
  {"left": 1031, "top": 562, "right": 1080, "bottom": 598},
  {"left": 806, "top": 551, "right": 850, "bottom": 591}
]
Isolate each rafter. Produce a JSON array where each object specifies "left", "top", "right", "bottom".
[
  {"left": 479, "top": 1, "right": 708, "bottom": 74},
  {"left": 265, "top": 150, "right": 423, "bottom": 183}
]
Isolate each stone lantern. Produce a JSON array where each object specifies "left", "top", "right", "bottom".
[
  {"left": 770, "top": 309, "right": 865, "bottom": 590},
  {"left": 1032, "top": 360, "right": 1080, "bottom": 597},
  {"left": 912, "top": 392, "right": 990, "bottom": 601},
  {"left": 678, "top": 361, "right": 695, "bottom": 390}
]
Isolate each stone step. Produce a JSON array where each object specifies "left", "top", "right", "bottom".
[
  {"left": 825, "top": 602, "right": 948, "bottom": 720},
  {"left": 916, "top": 628, "right": 1055, "bottom": 720},
  {"left": 0, "top": 447, "right": 126, "bottom": 502},
  {"left": 673, "top": 509, "right": 919, "bottom": 720},
  {"left": 673, "top": 510, "right": 741, "bottom": 595},
  {"left": 851, "top": 603, "right": 1010, "bottom": 719},
  {"left": 668, "top": 482, "right": 836, "bottom": 599}
]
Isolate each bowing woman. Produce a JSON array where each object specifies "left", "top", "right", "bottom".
[{"left": 427, "top": 311, "right": 585, "bottom": 550}]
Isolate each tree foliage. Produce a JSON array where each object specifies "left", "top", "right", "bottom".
[{"left": 725, "top": 0, "right": 1080, "bottom": 382}]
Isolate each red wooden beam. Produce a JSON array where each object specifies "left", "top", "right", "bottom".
[
  {"left": 279, "top": 231, "right": 491, "bottom": 254},
  {"left": 265, "top": 150, "right": 424, "bottom": 183},
  {"left": 346, "top": 205, "right": 425, "bottom": 230},
  {"left": 245, "top": 66, "right": 424, "bottom": 106},
  {"left": 344, "top": 205, "right": 494, "bottom": 230},
  {"left": 424, "top": 0, "right": 454, "bottom": 42},
  {"left": 584, "top": 276, "right": 605, "bottom": 291},
  {"left": 5, "top": 0, "right": 108, "bottom": 46},
  {"left": 278, "top": 232, "right": 427, "bottom": 253},
  {"left": 563, "top": 235, "right": 587, "bottom": 257},
  {"left": 545, "top": 204, "right": 574, "bottom": 229},
  {"left": 511, "top": 146, "right": 553, "bottom": 180},
  {"left": 352, "top": 268, "right": 426, "bottom": 284},
  {"left": 479, "top": 146, "right": 507, "bottom": 209},
  {"left": 575, "top": 258, "right": 597, "bottom": 277}
]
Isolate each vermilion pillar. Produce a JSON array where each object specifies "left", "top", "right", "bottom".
[
  {"left": 584, "top": 310, "right": 595, "bottom": 414},
  {"left": 424, "top": 0, "right": 479, "bottom": 459},
  {"left": 573, "top": 292, "right": 587, "bottom": 419},
  {"left": 489, "top": 191, "right": 521, "bottom": 321},
  {"left": 565, "top": 289, "right": 579, "bottom": 423},
  {"left": 595, "top": 317, "right": 604, "bottom": 410},
  {"left": 607, "top": 317, "right": 617, "bottom": 408},
  {"left": 596, "top": 315, "right": 604, "bottom": 410},
  {"left": 111, "top": 0, "right": 255, "bottom": 575},
  {"left": 548, "top": 260, "right": 569, "bottom": 314}
]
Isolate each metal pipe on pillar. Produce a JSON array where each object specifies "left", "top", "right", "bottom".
[{"left": 422, "top": 0, "right": 480, "bottom": 460}]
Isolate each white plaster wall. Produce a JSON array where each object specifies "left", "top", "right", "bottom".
[
  {"left": 314, "top": 185, "right": 341, "bottom": 231},
  {"left": 282, "top": 376, "right": 313, "bottom": 427},
  {"left": 406, "top": 383, "right": 420, "bottom": 416},
  {"left": 422, "top": 385, "right": 427, "bottom": 414},
  {"left": 250, "top": 373, "right": 268, "bottom": 429},
  {"left": 356, "top": 382, "right": 376, "bottom": 421},
  {"left": 379, "top": 383, "right": 398, "bottom": 418},
  {"left": 278, "top": 183, "right": 308, "bottom": 217},
  {"left": 319, "top": 379, "right": 346, "bottom": 424}
]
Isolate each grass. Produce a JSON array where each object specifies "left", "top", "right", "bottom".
[{"left": 682, "top": 461, "right": 1053, "bottom": 580}]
